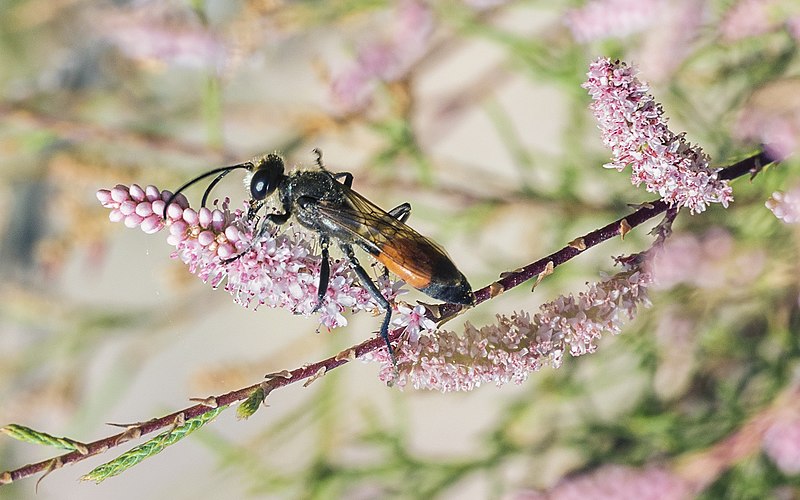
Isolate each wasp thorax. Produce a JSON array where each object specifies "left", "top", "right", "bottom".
[{"left": 249, "top": 154, "right": 285, "bottom": 200}]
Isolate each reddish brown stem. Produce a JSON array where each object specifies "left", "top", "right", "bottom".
[
  {"left": 0, "top": 150, "right": 774, "bottom": 486},
  {"left": 435, "top": 150, "right": 773, "bottom": 323},
  {"left": 1, "top": 334, "right": 387, "bottom": 485}
]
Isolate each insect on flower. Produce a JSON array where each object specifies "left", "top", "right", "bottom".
[{"left": 163, "top": 150, "right": 474, "bottom": 359}]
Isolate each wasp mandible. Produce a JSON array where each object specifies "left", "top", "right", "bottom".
[{"left": 164, "top": 151, "right": 474, "bottom": 357}]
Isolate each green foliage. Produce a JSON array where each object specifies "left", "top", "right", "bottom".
[{"left": 81, "top": 407, "right": 226, "bottom": 484}]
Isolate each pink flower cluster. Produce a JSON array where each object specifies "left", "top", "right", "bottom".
[
  {"left": 766, "top": 186, "right": 800, "bottom": 223},
  {"left": 736, "top": 79, "right": 800, "bottom": 161},
  {"left": 762, "top": 414, "right": 800, "bottom": 475},
  {"left": 564, "top": 0, "right": 665, "bottom": 43},
  {"left": 720, "top": 0, "right": 800, "bottom": 42},
  {"left": 651, "top": 228, "right": 764, "bottom": 290},
  {"left": 329, "top": 0, "right": 434, "bottom": 113},
  {"left": 89, "top": 3, "right": 226, "bottom": 71},
  {"left": 515, "top": 465, "right": 693, "bottom": 500},
  {"left": 372, "top": 266, "right": 652, "bottom": 391},
  {"left": 96, "top": 184, "right": 405, "bottom": 331},
  {"left": 583, "top": 58, "right": 733, "bottom": 214}
]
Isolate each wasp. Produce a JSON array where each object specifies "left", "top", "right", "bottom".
[{"left": 164, "top": 151, "right": 474, "bottom": 358}]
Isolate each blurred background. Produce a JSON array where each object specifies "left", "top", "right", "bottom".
[{"left": 1, "top": 0, "right": 799, "bottom": 498}]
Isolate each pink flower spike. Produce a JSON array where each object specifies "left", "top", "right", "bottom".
[
  {"left": 517, "top": 464, "right": 693, "bottom": 499},
  {"left": 564, "top": 0, "right": 665, "bottom": 43},
  {"left": 583, "top": 58, "right": 733, "bottom": 214},
  {"left": 97, "top": 183, "right": 407, "bottom": 337},
  {"left": 763, "top": 414, "right": 800, "bottom": 474},
  {"left": 372, "top": 261, "right": 652, "bottom": 391},
  {"left": 328, "top": 0, "right": 434, "bottom": 114}
]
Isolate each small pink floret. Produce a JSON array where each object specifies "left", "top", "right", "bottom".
[
  {"left": 135, "top": 202, "right": 153, "bottom": 217},
  {"left": 198, "top": 230, "right": 215, "bottom": 247},
  {"left": 198, "top": 207, "right": 213, "bottom": 228},
  {"left": 109, "top": 209, "right": 125, "bottom": 223},
  {"left": 124, "top": 213, "right": 144, "bottom": 228},
  {"left": 96, "top": 189, "right": 113, "bottom": 205},
  {"left": 111, "top": 186, "right": 130, "bottom": 203},
  {"left": 183, "top": 208, "right": 199, "bottom": 226},
  {"left": 140, "top": 215, "right": 164, "bottom": 234},
  {"left": 129, "top": 184, "right": 146, "bottom": 202},
  {"left": 145, "top": 185, "right": 161, "bottom": 202}
]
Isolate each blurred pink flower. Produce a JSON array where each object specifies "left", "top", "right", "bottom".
[
  {"left": 763, "top": 414, "right": 800, "bottom": 474},
  {"left": 635, "top": 0, "right": 707, "bottom": 82},
  {"left": 735, "top": 78, "right": 800, "bottom": 161},
  {"left": 515, "top": 465, "right": 693, "bottom": 500},
  {"left": 329, "top": 0, "right": 434, "bottom": 113},
  {"left": 651, "top": 228, "right": 764, "bottom": 289},
  {"left": 767, "top": 186, "right": 800, "bottom": 223},
  {"left": 564, "top": 0, "right": 665, "bottom": 43},
  {"left": 97, "top": 183, "right": 405, "bottom": 332},
  {"left": 718, "top": 0, "right": 800, "bottom": 41},
  {"left": 789, "top": 16, "right": 800, "bottom": 39},
  {"left": 89, "top": 2, "right": 226, "bottom": 71},
  {"left": 372, "top": 264, "right": 652, "bottom": 391},
  {"left": 463, "top": 0, "right": 509, "bottom": 10},
  {"left": 583, "top": 58, "right": 733, "bottom": 214}
]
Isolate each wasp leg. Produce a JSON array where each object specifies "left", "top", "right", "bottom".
[
  {"left": 256, "top": 211, "right": 290, "bottom": 237},
  {"left": 333, "top": 171, "right": 353, "bottom": 187},
  {"left": 222, "top": 210, "right": 290, "bottom": 264},
  {"left": 313, "top": 148, "right": 324, "bottom": 168},
  {"left": 313, "top": 148, "right": 353, "bottom": 187},
  {"left": 388, "top": 202, "right": 411, "bottom": 223},
  {"left": 313, "top": 234, "right": 330, "bottom": 313},
  {"left": 340, "top": 242, "right": 396, "bottom": 364},
  {"left": 246, "top": 199, "right": 266, "bottom": 223}
]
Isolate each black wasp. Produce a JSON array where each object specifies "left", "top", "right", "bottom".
[{"left": 164, "top": 151, "right": 474, "bottom": 358}]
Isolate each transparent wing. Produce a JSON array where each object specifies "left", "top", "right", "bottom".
[{"left": 313, "top": 186, "right": 450, "bottom": 286}]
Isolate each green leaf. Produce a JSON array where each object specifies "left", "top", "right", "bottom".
[
  {"left": 81, "top": 406, "right": 226, "bottom": 483},
  {"left": 236, "top": 386, "right": 267, "bottom": 420},
  {"left": 1, "top": 424, "right": 88, "bottom": 454}
]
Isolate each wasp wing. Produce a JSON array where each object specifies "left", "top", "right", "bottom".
[{"left": 313, "top": 187, "right": 451, "bottom": 290}]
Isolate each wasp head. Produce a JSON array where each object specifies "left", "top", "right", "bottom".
[{"left": 249, "top": 154, "right": 286, "bottom": 201}]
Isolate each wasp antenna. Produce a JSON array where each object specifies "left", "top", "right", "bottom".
[
  {"left": 162, "top": 163, "right": 252, "bottom": 219},
  {"left": 201, "top": 168, "right": 239, "bottom": 208},
  {"left": 313, "top": 148, "right": 324, "bottom": 168}
]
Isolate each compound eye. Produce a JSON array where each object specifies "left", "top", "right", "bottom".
[
  {"left": 250, "top": 169, "right": 273, "bottom": 200},
  {"left": 249, "top": 154, "right": 285, "bottom": 200}
]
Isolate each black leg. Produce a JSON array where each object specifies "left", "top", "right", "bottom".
[
  {"left": 313, "top": 148, "right": 324, "bottom": 168},
  {"left": 340, "top": 243, "right": 396, "bottom": 363},
  {"left": 222, "top": 206, "right": 290, "bottom": 264},
  {"left": 313, "top": 148, "right": 353, "bottom": 187},
  {"left": 388, "top": 202, "right": 411, "bottom": 223},
  {"left": 313, "top": 235, "right": 330, "bottom": 312},
  {"left": 246, "top": 199, "right": 265, "bottom": 223},
  {"left": 256, "top": 211, "right": 290, "bottom": 237},
  {"left": 333, "top": 171, "right": 353, "bottom": 188}
]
